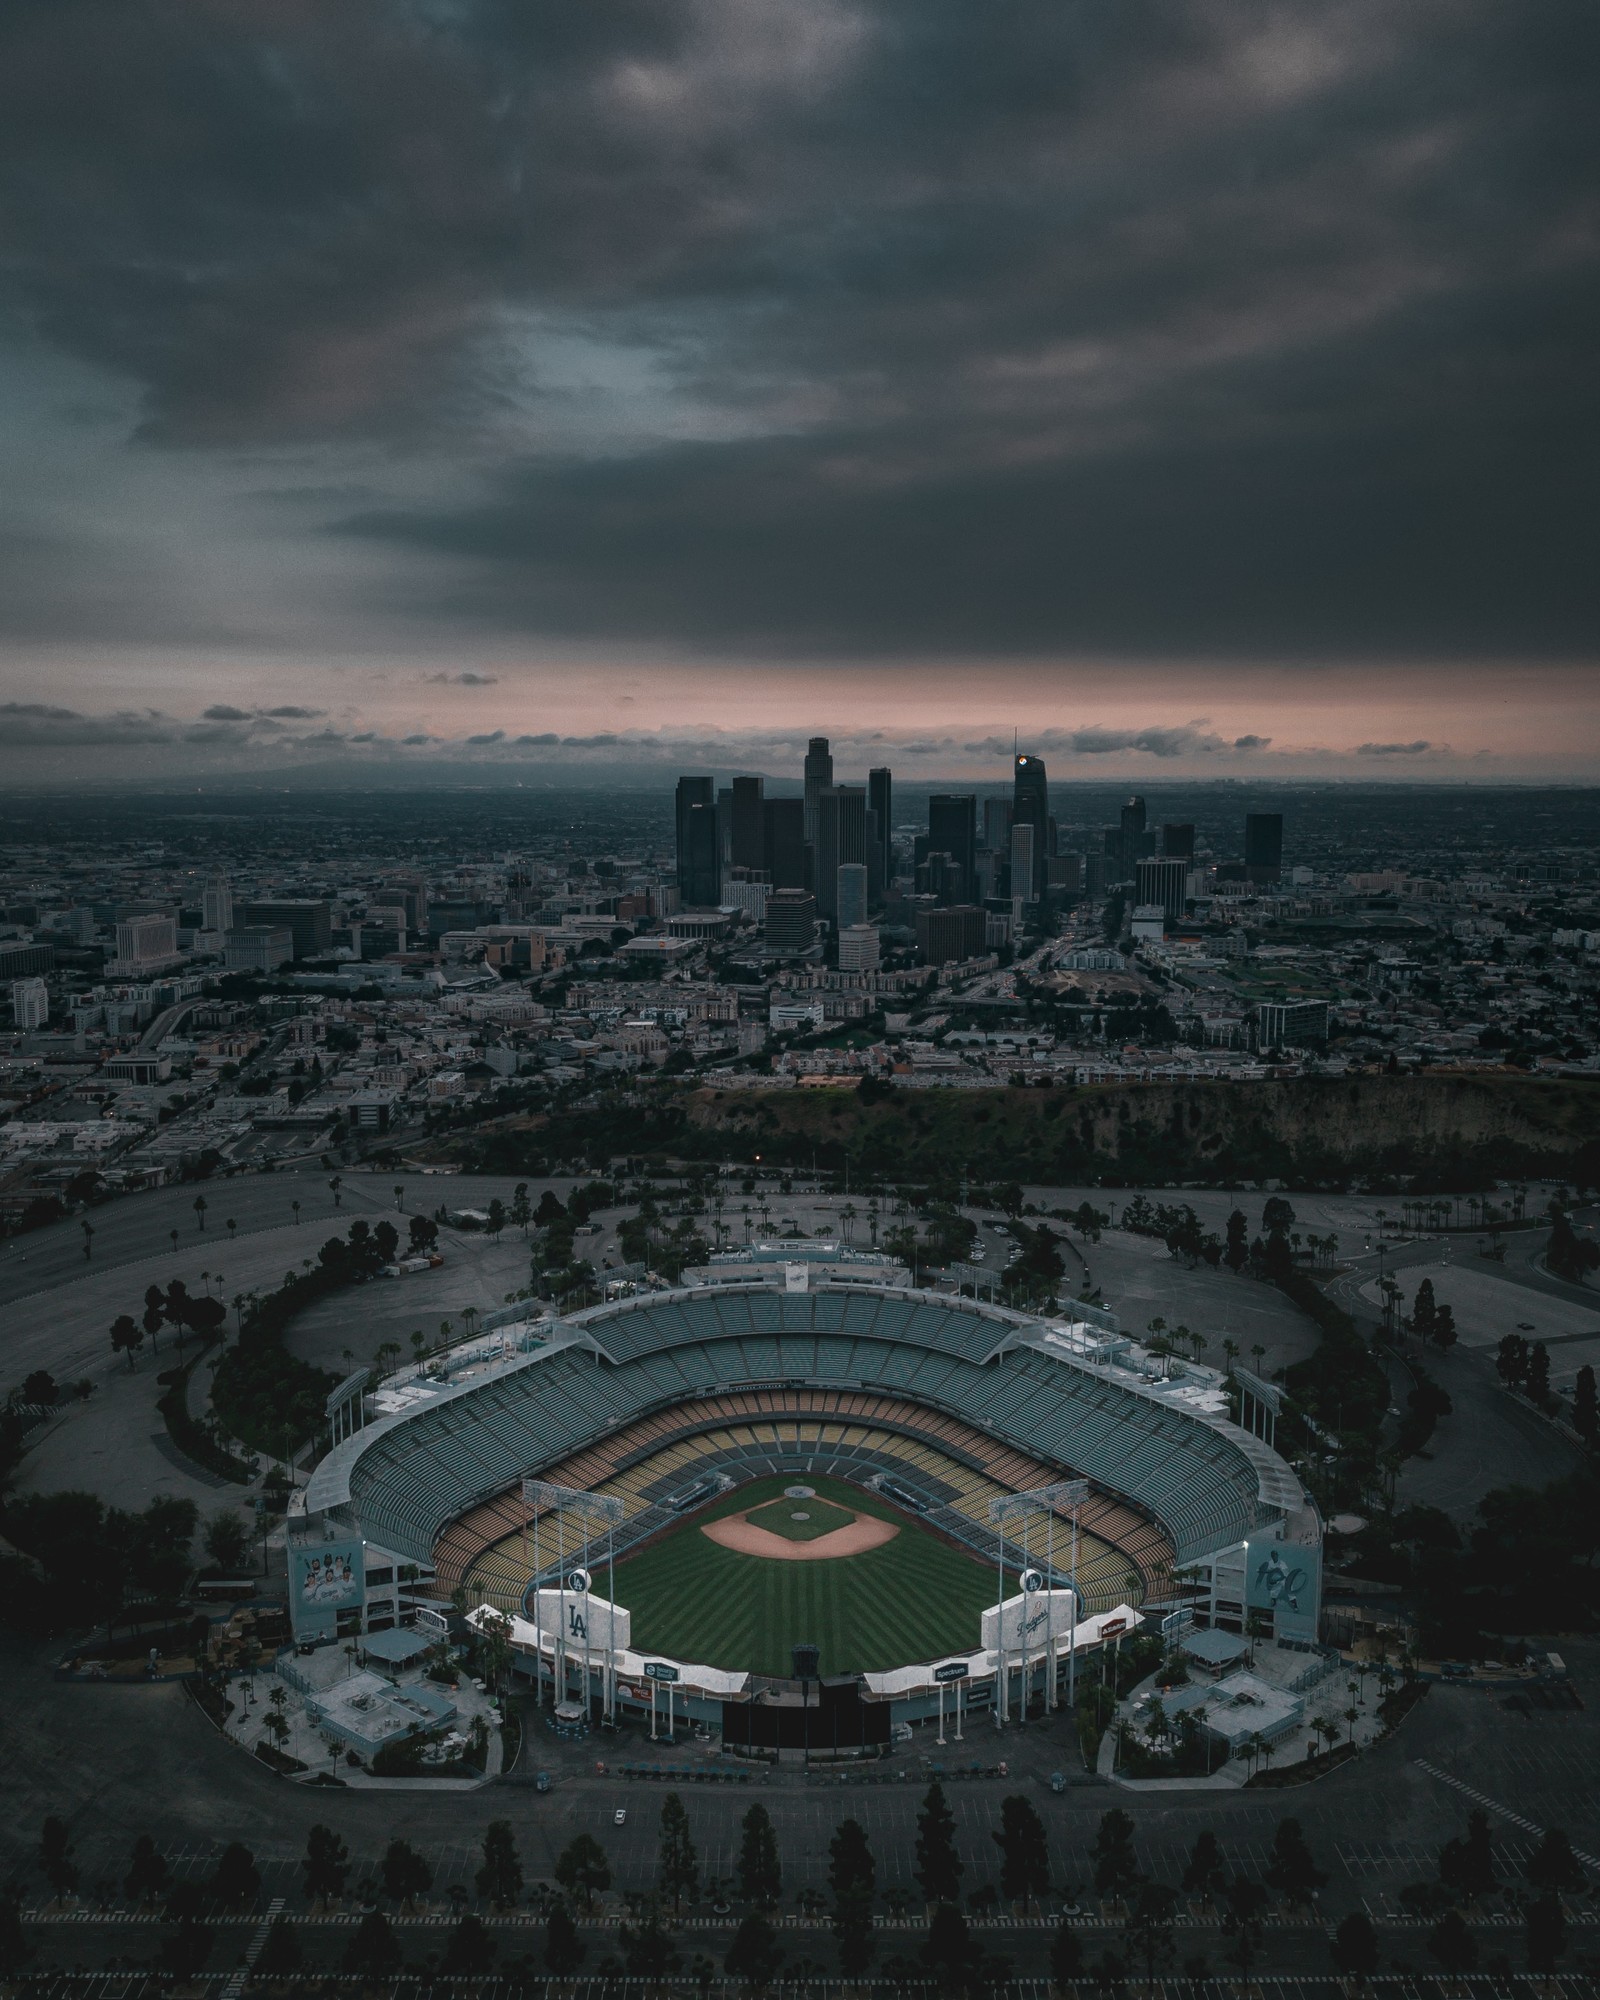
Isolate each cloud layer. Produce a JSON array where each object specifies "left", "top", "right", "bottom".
[{"left": 0, "top": 0, "right": 1594, "bottom": 755}]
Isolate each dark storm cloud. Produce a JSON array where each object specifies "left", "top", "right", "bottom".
[{"left": 2, "top": 0, "right": 1597, "bottom": 657}]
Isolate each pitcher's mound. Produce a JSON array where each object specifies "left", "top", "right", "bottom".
[{"left": 702, "top": 1512, "right": 900, "bottom": 1560}]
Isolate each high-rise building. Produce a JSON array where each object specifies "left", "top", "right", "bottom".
[
  {"left": 674, "top": 776, "right": 720, "bottom": 907},
  {"left": 762, "top": 797, "right": 807, "bottom": 889},
  {"left": 803, "top": 737, "right": 834, "bottom": 844},
  {"left": 764, "top": 888, "right": 818, "bottom": 955},
  {"left": 1119, "top": 795, "right": 1152, "bottom": 873},
  {"left": 916, "top": 903, "right": 987, "bottom": 966},
  {"left": 983, "top": 797, "right": 1013, "bottom": 854},
  {"left": 1135, "top": 856, "right": 1189, "bottom": 922},
  {"left": 1245, "top": 812, "right": 1284, "bottom": 883},
  {"left": 928, "top": 794, "right": 977, "bottom": 901},
  {"left": 114, "top": 911, "right": 180, "bottom": 970},
  {"left": 814, "top": 785, "right": 867, "bottom": 923},
  {"left": 1256, "top": 998, "right": 1327, "bottom": 1050},
  {"left": 868, "top": 767, "right": 893, "bottom": 887},
  {"left": 1012, "top": 754, "right": 1049, "bottom": 897},
  {"left": 11, "top": 977, "right": 47, "bottom": 1030},
  {"left": 837, "top": 923, "right": 881, "bottom": 973},
  {"left": 730, "top": 775, "right": 765, "bottom": 873},
  {"left": 202, "top": 870, "right": 233, "bottom": 934},
  {"left": 1162, "top": 824, "right": 1196, "bottom": 860},
  {"left": 1009, "top": 822, "right": 1036, "bottom": 914},
  {"left": 836, "top": 862, "right": 868, "bottom": 931},
  {"left": 239, "top": 899, "right": 332, "bottom": 960}
]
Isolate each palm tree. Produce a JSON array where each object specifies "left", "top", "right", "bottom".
[
  {"left": 291, "top": 1199, "right": 301, "bottom": 1225},
  {"left": 328, "top": 1175, "right": 343, "bottom": 1209},
  {"left": 225, "top": 1217, "right": 237, "bottom": 1244},
  {"left": 169, "top": 1228, "right": 179, "bottom": 1256},
  {"left": 1251, "top": 1342, "right": 1267, "bottom": 1377},
  {"left": 194, "top": 1195, "right": 208, "bottom": 1230},
  {"left": 394, "top": 1185, "right": 405, "bottom": 1212}
]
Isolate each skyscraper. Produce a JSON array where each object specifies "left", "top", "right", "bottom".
[
  {"left": 675, "top": 775, "right": 720, "bottom": 907},
  {"left": 868, "top": 767, "right": 893, "bottom": 889},
  {"left": 762, "top": 797, "right": 807, "bottom": 889},
  {"left": 803, "top": 737, "right": 834, "bottom": 844},
  {"left": 814, "top": 785, "right": 867, "bottom": 923},
  {"left": 836, "top": 862, "right": 868, "bottom": 931},
  {"left": 1012, "top": 754, "right": 1049, "bottom": 897},
  {"left": 1135, "top": 856, "right": 1189, "bottom": 921},
  {"left": 202, "top": 869, "right": 232, "bottom": 934},
  {"left": 1245, "top": 812, "right": 1284, "bottom": 883},
  {"left": 730, "top": 775, "right": 766, "bottom": 873},
  {"left": 1161, "top": 823, "right": 1195, "bottom": 860},
  {"left": 927, "top": 794, "right": 977, "bottom": 902},
  {"left": 982, "top": 797, "right": 1014, "bottom": 855},
  {"left": 1009, "top": 822, "right": 1036, "bottom": 916}
]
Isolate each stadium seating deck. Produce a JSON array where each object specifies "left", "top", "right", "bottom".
[{"left": 345, "top": 1284, "right": 1289, "bottom": 1578}]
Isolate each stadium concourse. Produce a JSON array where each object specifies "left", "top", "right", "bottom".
[{"left": 300, "top": 1252, "right": 1321, "bottom": 1748}]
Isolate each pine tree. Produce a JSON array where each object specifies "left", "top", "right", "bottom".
[
  {"left": 1331, "top": 1911, "right": 1378, "bottom": 1981},
  {"left": 124, "top": 1834, "right": 169, "bottom": 1904},
  {"left": 1438, "top": 1810, "right": 1494, "bottom": 1902},
  {"left": 381, "top": 1838, "right": 433, "bottom": 1909},
  {"left": 476, "top": 1819, "right": 524, "bottom": 1909},
  {"left": 441, "top": 1912, "right": 496, "bottom": 1977},
  {"left": 1181, "top": 1831, "right": 1225, "bottom": 1903},
  {"left": 914, "top": 1782, "right": 963, "bottom": 1907},
  {"left": 1091, "top": 1809, "right": 1140, "bottom": 1904},
  {"left": 1428, "top": 1908, "right": 1477, "bottom": 1977},
  {"left": 1527, "top": 1341, "right": 1552, "bottom": 1405},
  {"left": 544, "top": 1901, "right": 585, "bottom": 1974},
  {"left": 1526, "top": 1893, "right": 1567, "bottom": 1975},
  {"left": 1265, "top": 1818, "right": 1326, "bottom": 1906},
  {"left": 39, "top": 1817, "right": 77, "bottom": 1900},
  {"left": 658, "top": 1793, "right": 699, "bottom": 1915},
  {"left": 302, "top": 1823, "right": 350, "bottom": 1904},
  {"left": 736, "top": 1803, "right": 781, "bottom": 1910},
  {"left": 210, "top": 1843, "right": 259, "bottom": 1910},
  {"left": 342, "top": 1911, "right": 401, "bottom": 1980},
  {"left": 725, "top": 1912, "right": 783, "bottom": 1988},
  {"left": 993, "top": 1794, "right": 1050, "bottom": 1912},
  {"left": 828, "top": 1819, "right": 876, "bottom": 1975},
  {"left": 256, "top": 1919, "right": 302, "bottom": 1977},
  {"left": 1224, "top": 1211, "right": 1249, "bottom": 1272},
  {"left": 555, "top": 1834, "right": 611, "bottom": 1913},
  {"left": 1048, "top": 1913, "right": 1082, "bottom": 1988},
  {"left": 1432, "top": 1302, "right": 1457, "bottom": 1351},
  {"left": 1526, "top": 1827, "right": 1584, "bottom": 1895},
  {"left": 1409, "top": 1278, "right": 1437, "bottom": 1343},
  {"left": 921, "top": 1902, "right": 978, "bottom": 1988}
]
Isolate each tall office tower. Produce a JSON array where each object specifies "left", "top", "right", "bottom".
[
  {"left": 803, "top": 737, "right": 834, "bottom": 843},
  {"left": 928, "top": 794, "right": 978, "bottom": 900},
  {"left": 837, "top": 923, "right": 881, "bottom": 974},
  {"left": 983, "top": 797, "right": 1014, "bottom": 855},
  {"left": 868, "top": 767, "right": 893, "bottom": 886},
  {"left": 674, "top": 775, "right": 720, "bottom": 906},
  {"left": 1245, "top": 812, "right": 1284, "bottom": 883},
  {"left": 762, "top": 797, "right": 807, "bottom": 889},
  {"left": 115, "top": 911, "right": 179, "bottom": 969},
  {"left": 1162, "top": 823, "right": 1196, "bottom": 861},
  {"left": 1103, "top": 827, "right": 1128, "bottom": 881},
  {"left": 730, "top": 775, "right": 766, "bottom": 872},
  {"left": 716, "top": 786, "right": 734, "bottom": 873},
  {"left": 836, "top": 862, "right": 868, "bottom": 931},
  {"left": 864, "top": 809, "right": 884, "bottom": 908},
  {"left": 1120, "top": 795, "right": 1150, "bottom": 868},
  {"left": 1012, "top": 754, "right": 1049, "bottom": 897},
  {"left": 11, "top": 977, "right": 48, "bottom": 1030},
  {"left": 814, "top": 785, "right": 867, "bottom": 923},
  {"left": 201, "top": 870, "right": 232, "bottom": 934},
  {"left": 764, "top": 888, "right": 818, "bottom": 955},
  {"left": 916, "top": 903, "right": 987, "bottom": 966},
  {"left": 1009, "top": 822, "right": 1036, "bottom": 919},
  {"left": 1135, "top": 856, "right": 1189, "bottom": 921}
]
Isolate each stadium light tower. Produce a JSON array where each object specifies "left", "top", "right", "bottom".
[
  {"left": 989, "top": 1481, "right": 1089, "bottom": 1724},
  {"left": 522, "top": 1479, "right": 625, "bottom": 1725}
]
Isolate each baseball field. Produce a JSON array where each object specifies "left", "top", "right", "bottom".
[{"left": 613, "top": 1473, "right": 1014, "bottom": 1677}]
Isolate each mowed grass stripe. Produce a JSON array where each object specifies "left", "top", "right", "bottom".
[{"left": 615, "top": 1474, "right": 1016, "bottom": 1676}]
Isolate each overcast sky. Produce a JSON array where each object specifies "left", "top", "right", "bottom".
[{"left": 1, "top": 0, "right": 1596, "bottom": 786}]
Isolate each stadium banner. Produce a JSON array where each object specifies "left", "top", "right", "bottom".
[
  {"left": 531, "top": 1588, "right": 632, "bottom": 1653},
  {"left": 1245, "top": 1538, "right": 1321, "bottom": 1644},
  {"left": 980, "top": 1587, "right": 1078, "bottom": 1655},
  {"left": 291, "top": 1539, "right": 364, "bottom": 1639}
]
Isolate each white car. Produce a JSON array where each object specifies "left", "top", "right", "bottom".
[{"left": 613, "top": 1807, "right": 627, "bottom": 1826}]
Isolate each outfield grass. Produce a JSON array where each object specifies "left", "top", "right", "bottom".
[{"left": 614, "top": 1474, "right": 1013, "bottom": 1677}]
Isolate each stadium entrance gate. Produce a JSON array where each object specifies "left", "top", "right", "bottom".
[{"left": 724, "top": 1676, "right": 888, "bottom": 1756}]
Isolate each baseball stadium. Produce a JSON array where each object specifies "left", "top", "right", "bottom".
[{"left": 300, "top": 1251, "right": 1319, "bottom": 1747}]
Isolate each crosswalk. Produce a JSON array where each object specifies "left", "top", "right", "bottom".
[
  {"left": 1413, "top": 1759, "right": 1600, "bottom": 1871},
  {"left": 221, "top": 1895, "right": 284, "bottom": 1999}
]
